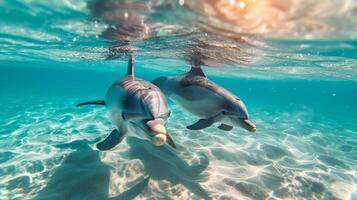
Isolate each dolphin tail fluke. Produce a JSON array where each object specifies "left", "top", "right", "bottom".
[
  {"left": 76, "top": 100, "right": 105, "bottom": 107},
  {"left": 96, "top": 129, "right": 125, "bottom": 151},
  {"left": 126, "top": 55, "right": 135, "bottom": 77},
  {"left": 187, "top": 118, "right": 215, "bottom": 130}
]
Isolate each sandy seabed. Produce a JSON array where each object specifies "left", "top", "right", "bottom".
[{"left": 0, "top": 96, "right": 356, "bottom": 200}]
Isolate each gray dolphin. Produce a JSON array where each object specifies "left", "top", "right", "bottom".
[
  {"left": 77, "top": 57, "right": 176, "bottom": 150},
  {"left": 152, "top": 66, "right": 256, "bottom": 132}
]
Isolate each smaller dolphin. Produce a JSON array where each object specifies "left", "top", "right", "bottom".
[
  {"left": 152, "top": 66, "right": 256, "bottom": 132},
  {"left": 77, "top": 57, "right": 176, "bottom": 150}
]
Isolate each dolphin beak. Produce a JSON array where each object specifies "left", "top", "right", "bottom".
[
  {"left": 146, "top": 120, "right": 167, "bottom": 146},
  {"left": 242, "top": 119, "right": 256, "bottom": 132},
  {"left": 151, "top": 133, "right": 167, "bottom": 146}
]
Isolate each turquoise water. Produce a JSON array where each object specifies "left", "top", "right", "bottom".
[{"left": 1, "top": 0, "right": 357, "bottom": 199}]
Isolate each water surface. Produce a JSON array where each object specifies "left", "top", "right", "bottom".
[{"left": 0, "top": 0, "right": 357, "bottom": 199}]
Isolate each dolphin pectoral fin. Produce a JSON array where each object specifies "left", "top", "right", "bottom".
[
  {"left": 96, "top": 129, "right": 125, "bottom": 151},
  {"left": 76, "top": 100, "right": 105, "bottom": 107},
  {"left": 187, "top": 118, "right": 215, "bottom": 130},
  {"left": 218, "top": 124, "right": 233, "bottom": 131},
  {"left": 166, "top": 133, "right": 176, "bottom": 149}
]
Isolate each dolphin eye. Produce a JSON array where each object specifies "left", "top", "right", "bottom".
[
  {"left": 235, "top": 98, "right": 241, "bottom": 101},
  {"left": 222, "top": 111, "right": 227, "bottom": 115}
]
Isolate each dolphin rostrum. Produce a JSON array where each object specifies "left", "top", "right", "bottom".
[
  {"left": 77, "top": 57, "right": 176, "bottom": 150},
  {"left": 152, "top": 66, "right": 256, "bottom": 132}
]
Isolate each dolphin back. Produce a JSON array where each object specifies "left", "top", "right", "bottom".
[
  {"left": 121, "top": 78, "right": 171, "bottom": 120},
  {"left": 151, "top": 76, "right": 173, "bottom": 96}
]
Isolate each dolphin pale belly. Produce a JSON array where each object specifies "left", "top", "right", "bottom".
[
  {"left": 77, "top": 57, "right": 176, "bottom": 150},
  {"left": 152, "top": 66, "right": 256, "bottom": 132}
]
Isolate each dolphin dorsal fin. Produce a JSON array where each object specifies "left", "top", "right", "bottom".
[
  {"left": 188, "top": 66, "right": 206, "bottom": 77},
  {"left": 126, "top": 56, "right": 135, "bottom": 78}
]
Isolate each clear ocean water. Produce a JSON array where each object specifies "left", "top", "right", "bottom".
[{"left": 0, "top": 0, "right": 357, "bottom": 199}]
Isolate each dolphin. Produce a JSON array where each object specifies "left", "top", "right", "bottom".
[
  {"left": 77, "top": 57, "right": 176, "bottom": 150},
  {"left": 152, "top": 66, "right": 256, "bottom": 132}
]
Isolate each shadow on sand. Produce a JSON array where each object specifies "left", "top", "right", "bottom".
[
  {"left": 34, "top": 139, "right": 210, "bottom": 200},
  {"left": 126, "top": 137, "right": 211, "bottom": 199}
]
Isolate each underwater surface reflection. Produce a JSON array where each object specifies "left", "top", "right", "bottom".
[{"left": 0, "top": 0, "right": 357, "bottom": 200}]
